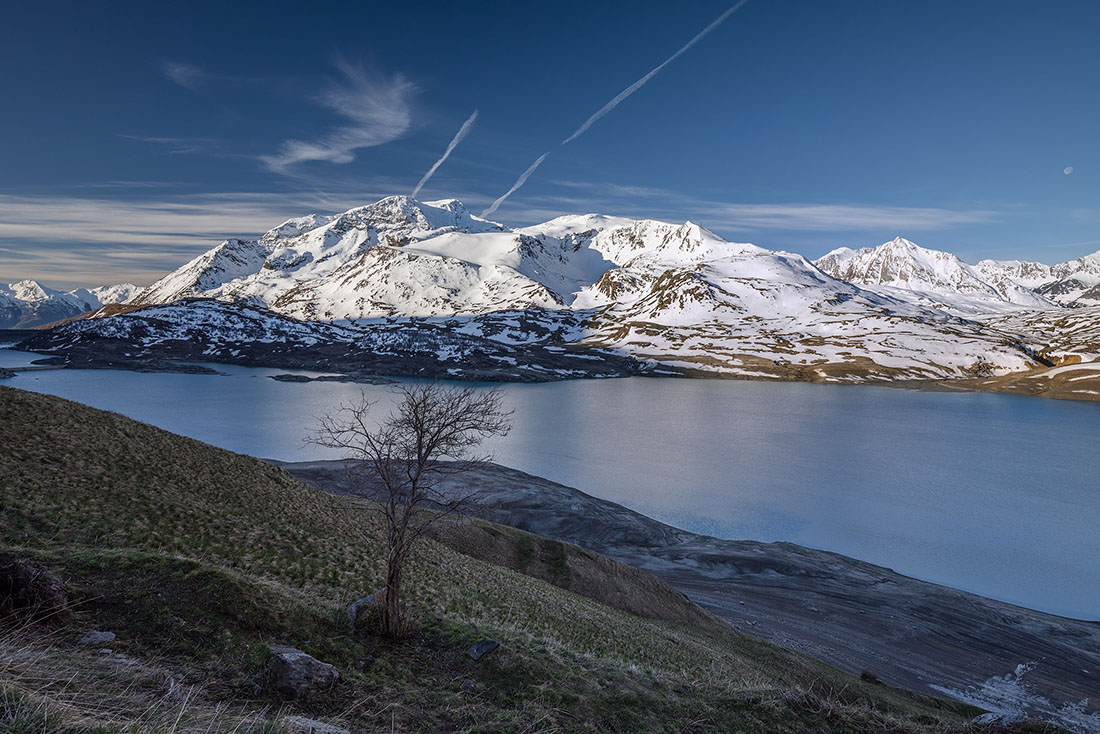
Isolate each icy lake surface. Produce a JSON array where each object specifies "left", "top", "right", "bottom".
[{"left": 4, "top": 348, "right": 1098, "bottom": 620}]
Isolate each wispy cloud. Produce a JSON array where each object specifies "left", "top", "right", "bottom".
[
  {"left": 507, "top": 180, "right": 997, "bottom": 233},
  {"left": 480, "top": 153, "right": 550, "bottom": 218},
  {"left": 0, "top": 182, "right": 1004, "bottom": 290},
  {"left": 0, "top": 190, "right": 393, "bottom": 288},
  {"left": 708, "top": 203, "right": 995, "bottom": 231},
  {"left": 412, "top": 110, "right": 478, "bottom": 199},
  {"left": 261, "top": 60, "right": 416, "bottom": 175},
  {"left": 563, "top": 1, "right": 750, "bottom": 145},
  {"left": 162, "top": 61, "right": 205, "bottom": 91},
  {"left": 118, "top": 134, "right": 221, "bottom": 155},
  {"left": 72, "top": 180, "right": 184, "bottom": 190}
]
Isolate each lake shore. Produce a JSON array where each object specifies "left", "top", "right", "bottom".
[
  {"left": 5, "top": 323, "right": 1099, "bottom": 402},
  {"left": 275, "top": 458, "right": 1100, "bottom": 730}
]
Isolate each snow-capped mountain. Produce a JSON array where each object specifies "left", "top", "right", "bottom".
[
  {"left": 1038, "top": 251, "right": 1100, "bottom": 307},
  {"left": 977, "top": 252, "right": 1100, "bottom": 308},
  {"left": 0, "top": 280, "right": 139, "bottom": 329},
  {"left": 974, "top": 259, "right": 1054, "bottom": 290},
  {"left": 27, "top": 196, "right": 1048, "bottom": 383},
  {"left": 131, "top": 197, "right": 517, "bottom": 316},
  {"left": 813, "top": 237, "right": 1053, "bottom": 311}
]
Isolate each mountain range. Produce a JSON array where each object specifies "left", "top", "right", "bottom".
[
  {"left": 6, "top": 195, "right": 1099, "bottom": 393},
  {"left": 0, "top": 280, "right": 139, "bottom": 329},
  {"left": 814, "top": 236, "right": 1100, "bottom": 311}
]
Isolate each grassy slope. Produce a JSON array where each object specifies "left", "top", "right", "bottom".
[{"left": 0, "top": 385, "right": 1014, "bottom": 733}]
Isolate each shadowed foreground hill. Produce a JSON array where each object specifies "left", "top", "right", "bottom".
[{"left": 0, "top": 385, "right": 1043, "bottom": 732}]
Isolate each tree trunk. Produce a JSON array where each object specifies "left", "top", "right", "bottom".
[{"left": 383, "top": 539, "right": 405, "bottom": 638}]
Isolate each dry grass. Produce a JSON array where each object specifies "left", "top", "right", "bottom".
[{"left": 0, "top": 620, "right": 290, "bottom": 732}]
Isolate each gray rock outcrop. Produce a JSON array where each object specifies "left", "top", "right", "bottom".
[
  {"left": 466, "top": 639, "right": 500, "bottom": 661},
  {"left": 266, "top": 644, "right": 340, "bottom": 698},
  {"left": 281, "top": 715, "right": 350, "bottom": 734}
]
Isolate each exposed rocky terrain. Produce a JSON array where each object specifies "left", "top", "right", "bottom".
[{"left": 14, "top": 299, "right": 649, "bottom": 381}]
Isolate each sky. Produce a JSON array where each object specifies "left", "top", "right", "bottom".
[{"left": 1, "top": 0, "right": 1098, "bottom": 289}]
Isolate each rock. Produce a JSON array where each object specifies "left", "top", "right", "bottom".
[
  {"left": 345, "top": 588, "right": 386, "bottom": 631},
  {"left": 0, "top": 367, "right": 14, "bottom": 380},
  {"left": 280, "top": 715, "right": 349, "bottom": 734},
  {"left": 269, "top": 374, "right": 312, "bottom": 383},
  {"left": 97, "top": 648, "right": 113, "bottom": 655},
  {"left": 78, "top": 631, "right": 116, "bottom": 646},
  {"left": 0, "top": 556, "right": 69, "bottom": 622},
  {"left": 971, "top": 712, "right": 1023, "bottom": 725},
  {"left": 105, "top": 654, "right": 139, "bottom": 667},
  {"left": 163, "top": 675, "right": 185, "bottom": 702},
  {"left": 266, "top": 644, "right": 340, "bottom": 699},
  {"left": 466, "top": 638, "right": 500, "bottom": 661}
]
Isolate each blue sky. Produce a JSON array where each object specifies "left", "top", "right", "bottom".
[{"left": 1, "top": 0, "right": 1098, "bottom": 288}]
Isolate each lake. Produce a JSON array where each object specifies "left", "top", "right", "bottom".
[{"left": 3, "top": 347, "right": 1098, "bottom": 620}]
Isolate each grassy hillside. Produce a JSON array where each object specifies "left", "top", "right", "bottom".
[{"left": 0, "top": 385, "right": 1024, "bottom": 732}]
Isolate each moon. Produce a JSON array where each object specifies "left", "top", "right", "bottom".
[{"left": 1064, "top": 166, "right": 1074, "bottom": 175}]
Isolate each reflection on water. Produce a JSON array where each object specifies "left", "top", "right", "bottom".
[{"left": 4, "top": 350, "right": 1098, "bottom": 620}]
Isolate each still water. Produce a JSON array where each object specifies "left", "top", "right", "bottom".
[{"left": 3, "top": 348, "right": 1098, "bottom": 619}]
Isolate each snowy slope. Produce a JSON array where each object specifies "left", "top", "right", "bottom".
[
  {"left": 572, "top": 235, "right": 1034, "bottom": 380},
  {"left": 986, "top": 306, "right": 1100, "bottom": 364},
  {"left": 131, "top": 197, "right": 513, "bottom": 315},
  {"left": 0, "top": 280, "right": 139, "bottom": 329}
]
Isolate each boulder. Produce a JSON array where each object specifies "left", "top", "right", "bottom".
[
  {"left": 266, "top": 644, "right": 340, "bottom": 699},
  {"left": 466, "top": 638, "right": 500, "bottom": 661},
  {"left": 78, "top": 631, "right": 116, "bottom": 646},
  {"left": 0, "top": 556, "right": 69, "bottom": 623},
  {"left": 971, "top": 712, "right": 1023, "bottom": 725},
  {"left": 0, "top": 368, "right": 14, "bottom": 380},
  {"left": 281, "top": 715, "right": 350, "bottom": 734}
]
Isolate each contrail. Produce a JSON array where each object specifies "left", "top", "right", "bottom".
[
  {"left": 562, "top": 0, "right": 749, "bottom": 144},
  {"left": 411, "top": 110, "right": 479, "bottom": 199},
  {"left": 480, "top": 152, "right": 549, "bottom": 218},
  {"left": 483, "top": 3, "right": 746, "bottom": 217}
]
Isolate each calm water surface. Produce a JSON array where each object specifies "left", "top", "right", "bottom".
[{"left": 3, "top": 348, "right": 1098, "bottom": 619}]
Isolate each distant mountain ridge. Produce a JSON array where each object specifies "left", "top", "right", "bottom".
[
  {"left": 814, "top": 236, "right": 1100, "bottom": 310},
  {"left": 980, "top": 252, "right": 1100, "bottom": 308},
  {"left": 813, "top": 236, "right": 1055, "bottom": 311},
  {"left": 0, "top": 280, "right": 138, "bottom": 329}
]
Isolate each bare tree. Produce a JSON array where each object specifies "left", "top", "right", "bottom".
[{"left": 310, "top": 383, "right": 511, "bottom": 638}]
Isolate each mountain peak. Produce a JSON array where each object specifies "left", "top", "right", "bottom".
[
  {"left": 812, "top": 236, "right": 1052, "bottom": 308},
  {"left": 9, "top": 280, "right": 55, "bottom": 301}
]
